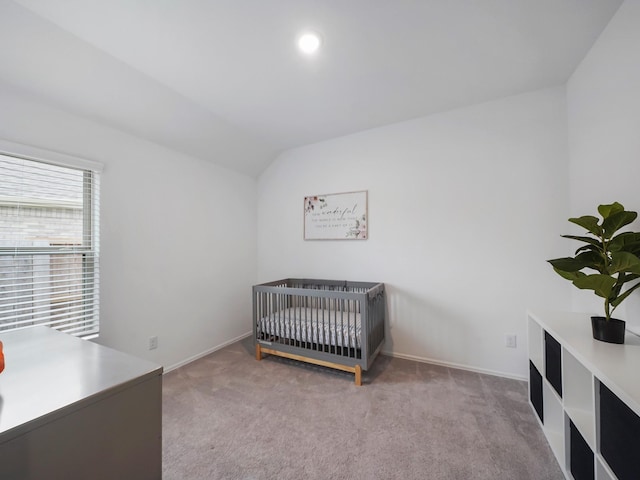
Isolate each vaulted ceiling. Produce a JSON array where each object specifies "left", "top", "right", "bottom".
[{"left": 0, "top": 0, "right": 624, "bottom": 176}]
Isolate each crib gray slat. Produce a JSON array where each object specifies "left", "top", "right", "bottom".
[
  {"left": 345, "top": 298, "right": 350, "bottom": 356},
  {"left": 336, "top": 300, "right": 346, "bottom": 356},
  {"left": 356, "top": 299, "right": 360, "bottom": 357},
  {"left": 268, "top": 294, "right": 271, "bottom": 337},
  {"left": 332, "top": 296, "right": 337, "bottom": 353},
  {"left": 295, "top": 295, "right": 299, "bottom": 349},
  {"left": 310, "top": 296, "right": 314, "bottom": 350},
  {"left": 316, "top": 296, "right": 320, "bottom": 351},
  {"left": 361, "top": 298, "right": 369, "bottom": 364},
  {"left": 348, "top": 298, "right": 352, "bottom": 356},
  {"left": 316, "top": 296, "right": 324, "bottom": 352},
  {"left": 333, "top": 299, "right": 337, "bottom": 353},
  {"left": 300, "top": 295, "right": 304, "bottom": 348},
  {"left": 320, "top": 296, "right": 324, "bottom": 351},
  {"left": 264, "top": 291, "right": 268, "bottom": 339},
  {"left": 273, "top": 295, "right": 282, "bottom": 340},
  {"left": 304, "top": 295, "right": 308, "bottom": 348},
  {"left": 277, "top": 293, "right": 281, "bottom": 344},
  {"left": 316, "top": 299, "right": 319, "bottom": 347},
  {"left": 286, "top": 292, "right": 290, "bottom": 346},
  {"left": 258, "top": 291, "right": 262, "bottom": 339},
  {"left": 273, "top": 292, "right": 277, "bottom": 341},
  {"left": 288, "top": 292, "right": 292, "bottom": 346},
  {"left": 309, "top": 295, "right": 313, "bottom": 348},
  {"left": 260, "top": 291, "right": 264, "bottom": 340},
  {"left": 327, "top": 295, "right": 331, "bottom": 352},
  {"left": 323, "top": 296, "right": 327, "bottom": 351},
  {"left": 353, "top": 299, "right": 357, "bottom": 357},
  {"left": 264, "top": 292, "right": 268, "bottom": 339},
  {"left": 347, "top": 300, "right": 356, "bottom": 356},
  {"left": 253, "top": 288, "right": 257, "bottom": 341},
  {"left": 326, "top": 305, "right": 331, "bottom": 352},
  {"left": 318, "top": 296, "right": 322, "bottom": 350},
  {"left": 301, "top": 295, "right": 304, "bottom": 348},
  {"left": 284, "top": 292, "right": 288, "bottom": 345},
  {"left": 319, "top": 296, "right": 323, "bottom": 350},
  {"left": 263, "top": 291, "right": 267, "bottom": 339},
  {"left": 282, "top": 292, "right": 287, "bottom": 345},
  {"left": 378, "top": 294, "right": 383, "bottom": 345},
  {"left": 264, "top": 291, "right": 268, "bottom": 340},
  {"left": 369, "top": 295, "right": 375, "bottom": 356},
  {"left": 272, "top": 293, "right": 276, "bottom": 340},
  {"left": 278, "top": 292, "right": 282, "bottom": 345},
  {"left": 346, "top": 300, "right": 350, "bottom": 357}
]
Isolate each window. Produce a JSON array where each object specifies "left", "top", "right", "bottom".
[{"left": 0, "top": 142, "right": 101, "bottom": 337}]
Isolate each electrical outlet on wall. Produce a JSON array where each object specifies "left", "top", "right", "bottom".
[
  {"left": 149, "top": 336, "right": 158, "bottom": 350},
  {"left": 505, "top": 334, "right": 517, "bottom": 348}
]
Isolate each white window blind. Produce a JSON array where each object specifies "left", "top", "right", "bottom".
[{"left": 0, "top": 152, "right": 100, "bottom": 337}]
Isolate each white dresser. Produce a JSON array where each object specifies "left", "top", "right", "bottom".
[{"left": 0, "top": 326, "right": 163, "bottom": 480}]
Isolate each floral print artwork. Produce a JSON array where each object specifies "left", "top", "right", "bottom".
[{"left": 304, "top": 191, "right": 368, "bottom": 240}]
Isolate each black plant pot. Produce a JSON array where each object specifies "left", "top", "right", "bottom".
[{"left": 591, "top": 316, "right": 626, "bottom": 344}]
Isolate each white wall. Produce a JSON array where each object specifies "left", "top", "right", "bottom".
[
  {"left": 0, "top": 84, "right": 258, "bottom": 369},
  {"left": 9, "top": 0, "right": 633, "bottom": 377},
  {"left": 258, "top": 87, "right": 571, "bottom": 379},
  {"left": 567, "top": 0, "right": 640, "bottom": 327}
]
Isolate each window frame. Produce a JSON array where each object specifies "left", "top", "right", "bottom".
[{"left": 0, "top": 139, "right": 102, "bottom": 337}]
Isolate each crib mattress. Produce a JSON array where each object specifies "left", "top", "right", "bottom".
[{"left": 258, "top": 307, "right": 361, "bottom": 348}]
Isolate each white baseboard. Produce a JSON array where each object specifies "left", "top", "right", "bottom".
[
  {"left": 381, "top": 350, "right": 527, "bottom": 381},
  {"left": 164, "top": 331, "right": 252, "bottom": 374},
  {"left": 163, "top": 334, "right": 526, "bottom": 381}
]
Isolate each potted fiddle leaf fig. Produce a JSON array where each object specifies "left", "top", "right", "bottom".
[{"left": 548, "top": 202, "right": 640, "bottom": 344}]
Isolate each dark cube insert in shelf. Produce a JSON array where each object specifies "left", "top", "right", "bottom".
[
  {"left": 529, "top": 361, "right": 543, "bottom": 423},
  {"left": 570, "top": 420, "right": 594, "bottom": 480},
  {"left": 544, "top": 331, "right": 562, "bottom": 398},
  {"left": 600, "top": 381, "right": 640, "bottom": 480}
]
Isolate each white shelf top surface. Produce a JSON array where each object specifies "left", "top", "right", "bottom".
[{"left": 528, "top": 310, "right": 640, "bottom": 417}]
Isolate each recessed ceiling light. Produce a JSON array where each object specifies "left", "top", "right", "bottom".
[{"left": 297, "top": 32, "right": 322, "bottom": 55}]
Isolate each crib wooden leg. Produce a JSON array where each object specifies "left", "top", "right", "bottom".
[
  {"left": 354, "top": 365, "right": 362, "bottom": 386},
  {"left": 255, "top": 343, "right": 262, "bottom": 361}
]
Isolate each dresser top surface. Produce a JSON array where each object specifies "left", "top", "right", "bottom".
[{"left": 0, "top": 326, "right": 162, "bottom": 441}]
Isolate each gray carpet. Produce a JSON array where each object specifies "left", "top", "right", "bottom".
[{"left": 162, "top": 337, "right": 563, "bottom": 480}]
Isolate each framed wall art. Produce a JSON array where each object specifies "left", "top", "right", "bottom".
[{"left": 304, "top": 190, "right": 368, "bottom": 240}]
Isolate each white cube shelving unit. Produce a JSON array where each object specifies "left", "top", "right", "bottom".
[{"left": 527, "top": 310, "right": 640, "bottom": 480}]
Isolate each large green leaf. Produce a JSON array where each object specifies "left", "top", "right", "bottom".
[
  {"left": 561, "top": 234, "right": 603, "bottom": 256},
  {"left": 611, "top": 281, "right": 640, "bottom": 307},
  {"left": 610, "top": 251, "right": 640, "bottom": 274},
  {"left": 569, "top": 215, "right": 602, "bottom": 236},
  {"left": 553, "top": 267, "right": 585, "bottom": 281},
  {"left": 548, "top": 257, "right": 588, "bottom": 272},
  {"left": 573, "top": 274, "right": 616, "bottom": 299},
  {"left": 561, "top": 234, "right": 601, "bottom": 245},
  {"left": 610, "top": 273, "right": 640, "bottom": 300},
  {"left": 598, "top": 202, "right": 625, "bottom": 219},
  {"left": 621, "top": 273, "right": 640, "bottom": 282},
  {"left": 609, "top": 232, "right": 640, "bottom": 254},
  {"left": 580, "top": 251, "right": 606, "bottom": 273},
  {"left": 602, "top": 210, "right": 638, "bottom": 239},
  {"left": 575, "top": 244, "right": 600, "bottom": 256},
  {"left": 612, "top": 274, "right": 625, "bottom": 298}
]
